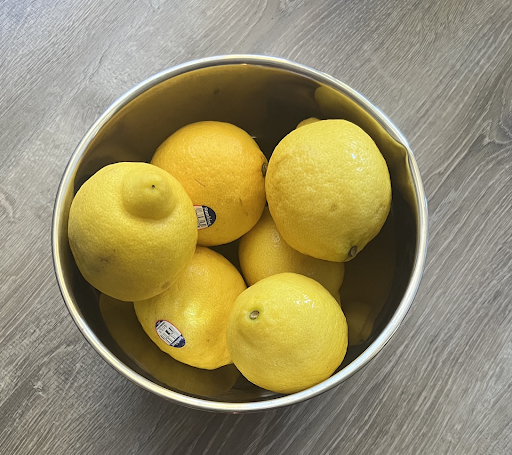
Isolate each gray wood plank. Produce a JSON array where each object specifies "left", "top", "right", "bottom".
[{"left": 1, "top": 0, "right": 511, "bottom": 453}]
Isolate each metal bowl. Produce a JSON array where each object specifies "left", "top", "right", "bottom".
[{"left": 52, "top": 55, "right": 428, "bottom": 412}]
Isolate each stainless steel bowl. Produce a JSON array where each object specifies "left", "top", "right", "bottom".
[{"left": 52, "top": 55, "right": 428, "bottom": 412}]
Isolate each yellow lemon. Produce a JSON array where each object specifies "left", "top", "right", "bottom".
[
  {"left": 265, "top": 119, "right": 392, "bottom": 262},
  {"left": 68, "top": 162, "right": 197, "bottom": 301},
  {"left": 238, "top": 207, "right": 344, "bottom": 301},
  {"left": 134, "top": 246, "right": 247, "bottom": 370},
  {"left": 226, "top": 273, "right": 348, "bottom": 394},
  {"left": 99, "top": 294, "right": 240, "bottom": 397},
  {"left": 296, "top": 117, "right": 320, "bottom": 128},
  {"left": 341, "top": 300, "right": 375, "bottom": 346},
  {"left": 151, "top": 121, "right": 268, "bottom": 246}
]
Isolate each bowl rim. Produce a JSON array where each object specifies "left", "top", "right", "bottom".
[{"left": 52, "top": 54, "right": 428, "bottom": 413}]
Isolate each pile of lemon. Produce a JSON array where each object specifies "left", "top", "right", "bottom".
[{"left": 68, "top": 119, "right": 391, "bottom": 395}]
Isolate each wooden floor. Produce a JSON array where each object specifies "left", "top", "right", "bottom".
[{"left": 1, "top": 0, "right": 512, "bottom": 453}]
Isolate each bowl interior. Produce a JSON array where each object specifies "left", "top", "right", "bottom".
[{"left": 55, "top": 61, "right": 419, "bottom": 404}]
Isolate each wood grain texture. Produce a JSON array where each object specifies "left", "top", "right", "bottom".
[{"left": 1, "top": 0, "right": 511, "bottom": 453}]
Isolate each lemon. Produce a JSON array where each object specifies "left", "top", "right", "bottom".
[
  {"left": 239, "top": 207, "right": 344, "bottom": 301},
  {"left": 341, "top": 300, "right": 375, "bottom": 346},
  {"left": 226, "top": 273, "right": 348, "bottom": 394},
  {"left": 134, "top": 246, "right": 247, "bottom": 370},
  {"left": 265, "top": 119, "right": 392, "bottom": 262},
  {"left": 100, "top": 294, "right": 240, "bottom": 397},
  {"left": 296, "top": 117, "right": 320, "bottom": 128},
  {"left": 151, "top": 121, "right": 268, "bottom": 246},
  {"left": 68, "top": 162, "right": 197, "bottom": 302}
]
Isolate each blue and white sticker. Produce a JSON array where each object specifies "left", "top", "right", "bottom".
[
  {"left": 155, "top": 320, "right": 185, "bottom": 348},
  {"left": 194, "top": 205, "right": 216, "bottom": 230}
]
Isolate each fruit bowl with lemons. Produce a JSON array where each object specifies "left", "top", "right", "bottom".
[{"left": 52, "top": 55, "right": 428, "bottom": 412}]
